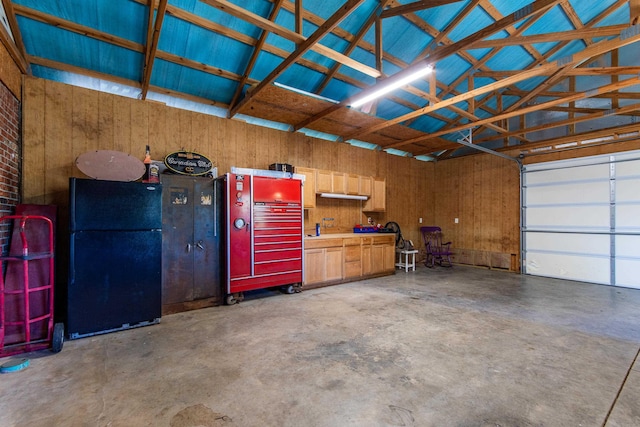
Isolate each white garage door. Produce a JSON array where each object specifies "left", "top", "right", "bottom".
[{"left": 522, "top": 150, "right": 640, "bottom": 289}]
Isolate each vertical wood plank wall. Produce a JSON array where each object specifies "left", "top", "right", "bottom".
[
  {"left": 21, "top": 77, "right": 521, "bottom": 279},
  {"left": 433, "top": 154, "right": 520, "bottom": 270}
]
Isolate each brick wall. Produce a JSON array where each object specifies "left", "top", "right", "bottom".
[{"left": 0, "top": 80, "right": 21, "bottom": 255}]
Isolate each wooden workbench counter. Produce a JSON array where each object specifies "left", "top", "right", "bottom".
[{"left": 303, "top": 233, "right": 395, "bottom": 288}]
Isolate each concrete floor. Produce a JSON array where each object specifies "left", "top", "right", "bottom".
[{"left": 1, "top": 265, "right": 640, "bottom": 427}]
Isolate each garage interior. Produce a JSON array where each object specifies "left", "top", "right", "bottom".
[{"left": 0, "top": 0, "right": 639, "bottom": 425}]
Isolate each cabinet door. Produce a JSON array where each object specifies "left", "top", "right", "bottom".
[
  {"left": 162, "top": 175, "right": 195, "bottom": 304},
  {"left": 346, "top": 174, "right": 360, "bottom": 195},
  {"left": 295, "top": 167, "right": 316, "bottom": 209},
  {"left": 325, "top": 247, "right": 343, "bottom": 281},
  {"left": 360, "top": 176, "right": 372, "bottom": 197},
  {"left": 383, "top": 245, "right": 396, "bottom": 272},
  {"left": 373, "top": 178, "right": 386, "bottom": 211},
  {"left": 316, "top": 170, "right": 332, "bottom": 193},
  {"left": 332, "top": 172, "right": 346, "bottom": 194},
  {"left": 192, "top": 178, "right": 222, "bottom": 301},
  {"left": 305, "top": 249, "right": 326, "bottom": 284},
  {"left": 371, "top": 245, "right": 385, "bottom": 274},
  {"left": 362, "top": 244, "right": 372, "bottom": 275},
  {"left": 363, "top": 178, "right": 386, "bottom": 212}
]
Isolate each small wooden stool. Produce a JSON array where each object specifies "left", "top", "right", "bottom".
[{"left": 396, "top": 249, "right": 419, "bottom": 272}]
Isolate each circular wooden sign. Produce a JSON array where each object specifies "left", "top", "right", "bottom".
[
  {"left": 76, "top": 150, "right": 146, "bottom": 182},
  {"left": 164, "top": 151, "right": 213, "bottom": 176}
]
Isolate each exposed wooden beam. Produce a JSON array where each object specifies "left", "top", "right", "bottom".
[
  {"left": 633, "top": 0, "right": 640, "bottom": 24},
  {"left": 467, "top": 25, "right": 628, "bottom": 49},
  {"left": 344, "top": 24, "right": 640, "bottom": 141},
  {"left": 0, "top": 0, "right": 29, "bottom": 74},
  {"left": 141, "top": 0, "right": 168, "bottom": 100},
  {"left": 27, "top": 55, "right": 142, "bottom": 89},
  {"left": 516, "top": 123, "right": 640, "bottom": 155},
  {"left": 444, "top": 0, "right": 627, "bottom": 132},
  {"left": 473, "top": 103, "right": 640, "bottom": 145},
  {"left": 144, "top": 0, "right": 155, "bottom": 70},
  {"left": 228, "top": 0, "right": 284, "bottom": 113},
  {"left": 475, "top": 66, "right": 640, "bottom": 78},
  {"left": 298, "top": 0, "right": 562, "bottom": 135},
  {"left": 228, "top": 0, "right": 366, "bottom": 118},
  {"left": 479, "top": 0, "right": 542, "bottom": 62},
  {"left": 375, "top": 14, "right": 383, "bottom": 73},
  {"left": 386, "top": 76, "right": 640, "bottom": 149},
  {"left": 199, "top": 0, "right": 380, "bottom": 78},
  {"left": 295, "top": 0, "right": 303, "bottom": 36},
  {"left": 418, "top": 0, "right": 480, "bottom": 56},
  {"left": 312, "top": 1, "right": 390, "bottom": 96},
  {"left": 13, "top": 4, "right": 143, "bottom": 52},
  {"left": 380, "top": 0, "right": 463, "bottom": 18}
]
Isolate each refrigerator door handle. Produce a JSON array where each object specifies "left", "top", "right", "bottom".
[
  {"left": 186, "top": 243, "right": 192, "bottom": 253},
  {"left": 196, "top": 240, "right": 204, "bottom": 250}
]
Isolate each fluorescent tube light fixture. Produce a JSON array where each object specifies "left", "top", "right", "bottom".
[
  {"left": 320, "top": 193, "right": 368, "bottom": 201},
  {"left": 350, "top": 65, "right": 433, "bottom": 108}
]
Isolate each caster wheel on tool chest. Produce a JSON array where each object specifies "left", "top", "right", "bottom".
[{"left": 281, "top": 285, "right": 295, "bottom": 294}]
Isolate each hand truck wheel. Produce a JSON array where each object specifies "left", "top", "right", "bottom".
[{"left": 51, "top": 323, "right": 64, "bottom": 353}]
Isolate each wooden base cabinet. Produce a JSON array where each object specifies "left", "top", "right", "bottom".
[
  {"left": 304, "top": 234, "right": 394, "bottom": 287},
  {"left": 304, "top": 247, "right": 343, "bottom": 285},
  {"left": 344, "top": 240, "right": 362, "bottom": 278}
]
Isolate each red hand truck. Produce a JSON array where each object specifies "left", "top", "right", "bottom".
[{"left": 0, "top": 215, "right": 63, "bottom": 358}]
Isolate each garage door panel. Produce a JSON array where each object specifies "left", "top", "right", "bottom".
[
  {"left": 526, "top": 180, "right": 609, "bottom": 205},
  {"left": 526, "top": 205, "right": 610, "bottom": 229},
  {"left": 616, "top": 159, "right": 640, "bottom": 177},
  {"left": 525, "top": 252, "right": 610, "bottom": 285},
  {"left": 523, "top": 149, "right": 640, "bottom": 288},
  {"left": 526, "top": 232, "right": 609, "bottom": 256},
  {"left": 616, "top": 235, "right": 640, "bottom": 257},
  {"left": 615, "top": 259, "right": 640, "bottom": 289},
  {"left": 616, "top": 204, "right": 640, "bottom": 230},
  {"left": 616, "top": 178, "right": 640, "bottom": 202},
  {"left": 525, "top": 164, "right": 609, "bottom": 185}
]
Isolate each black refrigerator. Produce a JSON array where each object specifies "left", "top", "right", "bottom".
[{"left": 67, "top": 178, "right": 162, "bottom": 339}]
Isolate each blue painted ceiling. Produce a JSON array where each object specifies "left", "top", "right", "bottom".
[{"left": 5, "top": 0, "right": 639, "bottom": 159}]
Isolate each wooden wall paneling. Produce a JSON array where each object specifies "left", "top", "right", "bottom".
[
  {"left": 502, "top": 158, "right": 520, "bottom": 269},
  {"left": 22, "top": 77, "right": 46, "bottom": 204},
  {"left": 461, "top": 157, "right": 475, "bottom": 251},
  {"left": 112, "top": 95, "right": 132, "bottom": 154},
  {"left": 207, "top": 116, "right": 222, "bottom": 173},
  {"left": 263, "top": 126, "right": 281, "bottom": 168},
  {"left": 163, "top": 106, "right": 181, "bottom": 154},
  {"left": 488, "top": 155, "right": 503, "bottom": 259},
  {"left": 71, "top": 85, "right": 99, "bottom": 177},
  {"left": 131, "top": 99, "right": 149, "bottom": 159},
  {"left": 192, "top": 112, "right": 210, "bottom": 167},
  {"left": 44, "top": 80, "right": 72, "bottom": 207},
  {"left": 312, "top": 139, "right": 328, "bottom": 170},
  {"left": 21, "top": 78, "right": 528, "bottom": 272},
  {"left": 178, "top": 108, "right": 193, "bottom": 153},
  {"left": 148, "top": 101, "right": 168, "bottom": 159},
  {"left": 215, "top": 117, "right": 229, "bottom": 174},
  {"left": 0, "top": 42, "right": 22, "bottom": 98},
  {"left": 97, "top": 91, "right": 114, "bottom": 150}
]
